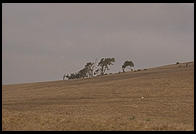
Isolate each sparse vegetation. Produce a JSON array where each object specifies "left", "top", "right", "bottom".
[
  {"left": 145, "top": 118, "right": 151, "bottom": 122},
  {"left": 129, "top": 116, "right": 135, "bottom": 120},
  {"left": 63, "top": 58, "right": 136, "bottom": 79},
  {"left": 96, "top": 58, "right": 115, "bottom": 75},
  {"left": 176, "top": 62, "right": 179, "bottom": 64},
  {"left": 65, "top": 58, "right": 115, "bottom": 80},
  {"left": 2, "top": 62, "right": 194, "bottom": 130},
  {"left": 65, "top": 62, "right": 95, "bottom": 80},
  {"left": 122, "top": 60, "right": 134, "bottom": 72}
]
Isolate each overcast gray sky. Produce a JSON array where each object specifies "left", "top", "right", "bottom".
[{"left": 2, "top": 3, "right": 194, "bottom": 85}]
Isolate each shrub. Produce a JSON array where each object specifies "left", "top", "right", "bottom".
[
  {"left": 176, "top": 62, "right": 179, "bottom": 64},
  {"left": 129, "top": 116, "right": 135, "bottom": 120},
  {"left": 122, "top": 60, "right": 134, "bottom": 72},
  {"left": 145, "top": 118, "right": 151, "bottom": 121}
]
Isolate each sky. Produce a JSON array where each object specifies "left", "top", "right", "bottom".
[{"left": 2, "top": 3, "right": 194, "bottom": 85}]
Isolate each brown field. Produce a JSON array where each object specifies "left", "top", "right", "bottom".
[{"left": 2, "top": 62, "right": 194, "bottom": 131}]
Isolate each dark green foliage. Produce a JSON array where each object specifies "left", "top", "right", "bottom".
[
  {"left": 65, "top": 62, "right": 95, "bottom": 80},
  {"left": 78, "top": 67, "right": 88, "bottom": 78},
  {"left": 84, "top": 62, "right": 94, "bottom": 78},
  {"left": 122, "top": 60, "right": 134, "bottom": 72},
  {"left": 94, "top": 69, "right": 99, "bottom": 76},
  {"left": 64, "top": 57, "right": 116, "bottom": 80},
  {"left": 97, "top": 58, "right": 115, "bottom": 75}
]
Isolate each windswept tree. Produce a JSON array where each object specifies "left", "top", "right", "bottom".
[
  {"left": 77, "top": 62, "right": 95, "bottom": 79},
  {"left": 84, "top": 62, "right": 95, "bottom": 78},
  {"left": 122, "top": 60, "right": 134, "bottom": 72},
  {"left": 93, "top": 58, "right": 99, "bottom": 76},
  {"left": 64, "top": 58, "right": 115, "bottom": 80},
  {"left": 78, "top": 67, "right": 88, "bottom": 79},
  {"left": 96, "top": 58, "right": 115, "bottom": 75},
  {"left": 65, "top": 62, "right": 95, "bottom": 80}
]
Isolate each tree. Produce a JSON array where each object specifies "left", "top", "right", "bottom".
[
  {"left": 97, "top": 58, "right": 115, "bottom": 75},
  {"left": 122, "top": 60, "right": 134, "bottom": 72},
  {"left": 78, "top": 67, "right": 88, "bottom": 79},
  {"left": 84, "top": 62, "right": 95, "bottom": 78},
  {"left": 64, "top": 58, "right": 115, "bottom": 80},
  {"left": 65, "top": 62, "right": 95, "bottom": 80}
]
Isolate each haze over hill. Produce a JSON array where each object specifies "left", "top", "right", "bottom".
[{"left": 2, "top": 3, "right": 194, "bottom": 85}]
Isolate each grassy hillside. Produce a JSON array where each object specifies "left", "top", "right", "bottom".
[{"left": 2, "top": 62, "right": 194, "bottom": 130}]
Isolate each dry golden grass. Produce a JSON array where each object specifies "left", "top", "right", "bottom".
[{"left": 2, "top": 62, "right": 194, "bottom": 131}]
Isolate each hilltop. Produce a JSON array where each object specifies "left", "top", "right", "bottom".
[{"left": 2, "top": 61, "right": 194, "bottom": 130}]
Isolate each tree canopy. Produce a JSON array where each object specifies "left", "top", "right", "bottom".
[
  {"left": 97, "top": 58, "right": 115, "bottom": 75},
  {"left": 122, "top": 60, "right": 134, "bottom": 72},
  {"left": 64, "top": 57, "right": 138, "bottom": 80},
  {"left": 65, "top": 62, "right": 95, "bottom": 80}
]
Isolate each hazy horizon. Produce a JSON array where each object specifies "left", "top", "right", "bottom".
[{"left": 2, "top": 3, "right": 194, "bottom": 85}]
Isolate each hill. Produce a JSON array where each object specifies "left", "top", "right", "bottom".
[{"left": 2, "top": 62, "right": 194, "bottom": 130}]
